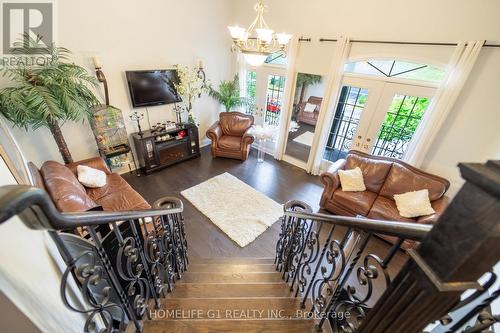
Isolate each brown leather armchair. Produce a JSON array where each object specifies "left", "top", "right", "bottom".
[
  {"left": 296, "top": 96, "right": 322, "bottom": 126},
  {"left": 206, "top": 112, "right": 255, "bottom": 161},
  {"left": 320, "top": 150, "right": 450, "bottom": 249}
]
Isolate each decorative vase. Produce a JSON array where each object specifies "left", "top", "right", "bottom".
[{"left": 257, "top": 138, "right": 266, "bottom": 163}]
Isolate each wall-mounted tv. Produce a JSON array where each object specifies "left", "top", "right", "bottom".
[{"left": 126, "top": 69, "right": 182, "bottom": 108}]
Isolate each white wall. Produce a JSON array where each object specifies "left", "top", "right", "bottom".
[
  {"left": 2, "top": 0, "right": 234, "bottom": 166},
  {"left": 234, "top": 0, "right": 500, "bottom": 196}
]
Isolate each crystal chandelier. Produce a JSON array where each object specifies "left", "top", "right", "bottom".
[{"left": 228, "top": 0, "right": 292, "bottom": 67}]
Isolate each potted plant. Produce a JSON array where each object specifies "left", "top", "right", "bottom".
[
  {"left": 172, "top": 65, "right": 209, "bottom": 125},
  {"left": 0, "top": 38, "right": 99, "bottom": 164},
  {"left": 209, "top": 74, "right": 247, "bottom": 112},
  {"left": 296, "top": 73, "right": 322, "bottom": 104}
]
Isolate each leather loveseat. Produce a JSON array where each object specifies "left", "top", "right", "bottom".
[
  {"left": 320, "top": 150, "right": 450, "bottom": 249},
  {"left": 206, "top": 112, "right": 255, "bottom": 161},
  {"left": 28, "top": 157, "right": 150, "bottom": 213}
]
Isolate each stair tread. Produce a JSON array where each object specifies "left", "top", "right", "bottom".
[
  {"left": 190, "top": 257, "right": 275, "bottom": 265},
  {"left": 180, "top": 271, "right": 283, "bottom": 283},
  {"left": 169, "top": 283, "right": 293, "bottom": 298},
  {"left": 188, "top": 263, "right": 277, "bottom": 273},
  {"left": 152, "top": 298, "right": 312, "bottom": 320},
  {"left": 143, "top": 319, "right": 322, "bottom": 333}
]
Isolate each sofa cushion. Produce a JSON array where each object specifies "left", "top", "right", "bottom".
[
  {"left": 219, "top": 114, "right": 253, "bottom": 136},
  {"left": 40, "top": 161, "right": 97, "bottom": 213},
  {"left": 367, "top": 196, "right": 416, "bottom": 222},
  {"left": 86, "top": 173, "right": 150, "bottom": 211},
  {"left": 379, "top": 163, "right": 448, "bottom": 201},
  {"left": 338, "top": 167, "right": 366, "bottom": 192},
  {"left": 394, "top": 189, "right": 435, "bottom": 218},
  {"left": 344, "top": 154, "right": 393, "bottom": 193},
  {"left": 218, "top": 135, "right": 242, "bottom": 151},
  {"left": 332, "top": 189, "right": 378, "bottom": 216}
]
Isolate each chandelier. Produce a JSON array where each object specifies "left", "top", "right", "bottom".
[{"left": 228, "top": 0, "right": 292, "bottom": 67}]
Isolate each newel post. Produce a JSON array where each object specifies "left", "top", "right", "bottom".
[{"left": 357, "top": 161, "right": 500, "bottom": 333}]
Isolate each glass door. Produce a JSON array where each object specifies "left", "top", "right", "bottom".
[
  {"left": 365, "top": 84, "right": 434, "bottom": 159},
  {"left": 322, "top": 80, "right": 434, "bottom": 164},
  {"left": 245, "top": 67, "right": 287, "bottom": 155},
  {"left": 323, "top": 77, "right": 384, "bottom": 163}
]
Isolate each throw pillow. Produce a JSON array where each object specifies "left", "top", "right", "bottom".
[
  {"left": 393, "top": 189, "right": 435, "bottom": 218},
  {"left": 77, "top": 165, "right": 107, "bottom": 188},
  {"left": 304, "top": 103, "right": 316, "bottom": 113},
  {"left": 338, "top": 167, "right": 366, "bottom": 192}
]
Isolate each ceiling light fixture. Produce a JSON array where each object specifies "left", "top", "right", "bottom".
[{"left": 228, "top": 0, "right": 292, "bottom": 67}]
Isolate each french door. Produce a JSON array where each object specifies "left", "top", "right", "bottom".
[
  {"left": 324, "top": 77, "right": 434, "bottom": 163},
  {"left": 245, "top": 66, "right": 287, "bottom": 154}
]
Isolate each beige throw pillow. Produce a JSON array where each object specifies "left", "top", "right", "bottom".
[
  {"left": 304, "top": 103, "right": 316, "bottom": 113},
  {"left": 393, "top": 189, "right": 435, "bottom": 218},
  {"left": 338, "top": 167, "right": 366, "bottom": 192},
  {"left": 77, "top": 165, "right": 107, "bottom": 188}
]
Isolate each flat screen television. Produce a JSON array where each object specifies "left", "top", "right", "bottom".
[{"left": 126, "top": 69, "right": 182, "bottom": 108}]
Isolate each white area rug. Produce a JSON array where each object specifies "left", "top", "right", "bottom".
[
  {"left": 181, "top": 173, "right": 283, "bottom": 247},
  {"left": 293, "top": 131, "right": 315, "bottom": 146}
]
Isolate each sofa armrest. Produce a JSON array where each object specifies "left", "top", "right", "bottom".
[
  {"left": 242, "top": 128, "right": 255, "bottom": 145},
  {"left": 417, "top": 196, "right": 449, "bottom": 225},
  {"left": 206, "top": 121, "right": 222, "bottom": 142},
  {"left": 66, "top": 157, "right": 111, "bottom": 175},
  {"left": 319, "top": 159, "right": 346, "bottom": 207}
]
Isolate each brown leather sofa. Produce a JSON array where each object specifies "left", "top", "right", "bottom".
[
  {"left": 296, "top": 96, "right": 322, "bottom": 126},
  {"left": 206, "top": 112, "right": 255, "bottom": 161},
  {"left": 28, "top": 157, "right": 150, "bottom": 213},
  {"left": 320, "top": 150, "right": 450, "bottom": 249}
]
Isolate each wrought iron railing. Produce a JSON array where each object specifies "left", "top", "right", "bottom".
[
  {"left": 275, "top": 200, "right": 499, "bottom": 333},
  {"left": 0, "top": 185, "right": 188, "bottom": 333}
]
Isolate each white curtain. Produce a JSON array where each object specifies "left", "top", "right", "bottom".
[
  {"left": 308, "top": 37, "right": 351, "bottom": 175},
  {"left": 274, "top": 37, "right": 300, "bottom": 160},
  {"left": 405, "top": 40, "right": 484, "bottom": 166}
]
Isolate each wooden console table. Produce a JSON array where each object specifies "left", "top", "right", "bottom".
[{"left": 132, "top": 124, "right": 200, "bottom": 174}]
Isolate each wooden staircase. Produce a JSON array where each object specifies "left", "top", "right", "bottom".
[{"left": 143, "top": 258, "right": 328, "bottom": 333}]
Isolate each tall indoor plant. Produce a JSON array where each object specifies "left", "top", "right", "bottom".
[
  {"left": 296, "top": 73, "right": 322, "bottom": 104},
  {"left": 0, "top": 38, "right": 99, "bottom": 164},
  {"left": 209, "top": 74, "right": 247, "bottom": 112}
]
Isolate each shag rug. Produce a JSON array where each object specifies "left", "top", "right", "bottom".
[
  {"left": 293, "top": 131, "right": 314, "bottom": 146},
  {"left": 181, "top": 173, "right": 283, "bottom": 247}
]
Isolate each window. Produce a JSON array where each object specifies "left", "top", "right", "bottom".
[
  {"left": 344, "top": 60, "right": 445, "bottom": 82},
  {"left": 265, "top": 53, "right": 287, "bottom": 66}
]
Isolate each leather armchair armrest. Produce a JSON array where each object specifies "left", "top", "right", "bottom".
[
  {"left": 319, "top": 159, "right": 346, "bottom": 208},
  {"left": 206, "top": 121, "right": 222, "bottom": 142},
  {"left": 242, "top": 128, "right": 255, "bottom": 145},
  {"left": 66, "top": 157, "right": 111, "bottom": 175},
  {"left": 417, "top": 196, "right": 449, "bottom": 225}
]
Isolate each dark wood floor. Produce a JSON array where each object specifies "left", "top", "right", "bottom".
[{"left": 123, "top": 146, "right": 324, "bottom": 258}]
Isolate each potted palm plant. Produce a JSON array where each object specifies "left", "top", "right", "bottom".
[
  {"left": 209, "top": 74, "right": 247, "bottom": 112},
  {"left": 296, "top": 73, "right": 322, "bottom": 104},
  {"left": 0, "top": 37, "right": 99, "bottom": 164}
]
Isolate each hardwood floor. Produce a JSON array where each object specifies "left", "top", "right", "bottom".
[{"left": 123, "top": 146, "right": 324, "bottom": 258}]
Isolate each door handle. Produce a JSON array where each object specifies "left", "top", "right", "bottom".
[{"left": 366, "top": 138, "right": 371, "bottom": 142}]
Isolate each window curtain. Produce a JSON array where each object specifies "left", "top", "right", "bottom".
[
  {"left": 308, "top": 37, "right": 351, "bottom": 175},
  {"left": 404, "top": 40, "right": 484, "bottom": 166},
  {"left": 275, "top": 37, "right": 300, "bottom": 160}
]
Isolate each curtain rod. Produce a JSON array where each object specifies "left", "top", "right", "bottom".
[{"left": 318, "top": 38, "right": 500, "bottom": 48}]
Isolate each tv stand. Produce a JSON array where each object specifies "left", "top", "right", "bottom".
[{"left": 132, "top": 124, "right": 200, "bottom": 174}]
